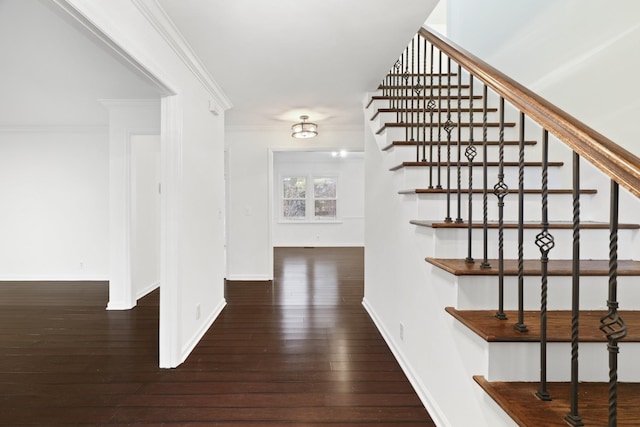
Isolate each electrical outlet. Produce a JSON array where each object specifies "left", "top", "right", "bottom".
[
  {"left": 399, "top": 322, "right": 404, "bottom": 341},
  {"left": 196, "top": 304, "right": 201, "bottom": 320}
]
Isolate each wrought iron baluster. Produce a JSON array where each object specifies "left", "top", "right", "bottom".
[
  {"left": 437, "top": 50, "right": 443, "bottom": 189},
  {"left": 565, "top": 151, "right": 583, "bottom": 426},
  {"left": 494, "top": 97, "right": 508, "bottom": 321},
  {"left": 394, "top": 59, "right": 402, "bottom": 124},
  {"left": 599, "top": 180, "right": 627, "bottom": 427},
  {"left": 535, "top": 129, "right": 554, "bottom": 402},
  {"left": 481, "top": 84, "right": 490, "bottom": 269},
  {"left": 456, "top": 64, "right": 463, "bottom": 223},
  {"left": 444, "top": 57, "right": 454, "bottom": 223},
  {"left": 465, "top": 75, "right": 476, "bottom": 264},
  {"left": 422, "top": 36, "right": 427, "bottom": 163},
  {"left": 410, "top": 37, "right": 415, "bottom": 145},
  {"left": 428, "top": 44, "right": 436, "bottom": 188},
  {"left": 514, "top": 112, "right": 528, "bottom": 332}
]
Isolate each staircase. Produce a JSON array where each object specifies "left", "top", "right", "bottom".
[{"left": 362, "top": 27, "right": 640, "bottom": 427}]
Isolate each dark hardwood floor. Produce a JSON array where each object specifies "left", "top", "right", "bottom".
[{"left": 0, "top": 247, "right": 434, "bottom": 426}]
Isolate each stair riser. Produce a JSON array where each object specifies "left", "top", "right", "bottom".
[
  {"left": 412, "top": 193, "right": 586, "bottom": 223},
  {"left": 453, "top": 275, "right": 640, "bottom": 311},
  {"left": 371, "top": 111, "right": 499, "bottom": 129},
  {"left": 431, "top": 228, "right": 633, "bottom": 260},
  {"left": 378, "top": 126, "right": 525, "bottom": 145},
  {"left": 398, "top": 164, "right": 566, "bottom": 191},
  {"left": 486, "top": 341, "right": 640, "bottom": 382},
  {"left": 385, "top": 144, "right": 542, "bottom": 165}
]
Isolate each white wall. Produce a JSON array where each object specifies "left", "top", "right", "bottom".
[
  {"left": 226, "top": 127, "right": 364, "bottom": 281},
  {"left": 447, "top": 0, "right": 640, "bottom": 156},
  {"left": 62, "top": 0, "right": 230, "bottom": 368},
  {"left": 0, "top": 129, "right": 108, "bottom": 280},
  {"left": 131, "top": 134, "right": 160, "bottom": 300},
  {"left": 273, "top": 151, "right": 364, "bottom": 247}
]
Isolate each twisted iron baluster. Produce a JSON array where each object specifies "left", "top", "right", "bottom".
[
  {"left": 565, "top": 151, "right": 583, "bottom": 426},
  {"left": 436, "top": 50, "right": 443, "bottom": 189},
  {"left": 428, "top": 44, "right": 435, "bottom": 187},
  {"left": 481, "top": 84, "right": 491, "bottom": 269},
  {"left": 410, "top": 37, "right": 415, "bottom": 145},
  {"left": 465, "top": 76, "right": 476, "bottom": 264},
  {"left": 494, "top": 97, "right": 508, "bottom": 321},
  {"left": 403, "top": 46, "right": 409, "bottom": 141},
  {"left": 422, "top": 36, "right": 427, "bottom": 163},
  {"left": 394, "top": 59, "right": 402, "bottom": 124},
  {"left": 514, "top": 112, "right": 528, "bottom": 332},
  {"left": 535, "top": 129, "right": 554, "bottom": 402},
  {"left": 599, "top": 180, "right": 627, "bottom": 427},
  {"left": 444, "top": 57, "right": 454, "bottom": 223},
  {"left": 455, "top": 64, "right": 463, "bottom": 223}
]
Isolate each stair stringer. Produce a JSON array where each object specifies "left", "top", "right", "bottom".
[{"left": 363, "top": 97, "right": 518, "bottom": 427}]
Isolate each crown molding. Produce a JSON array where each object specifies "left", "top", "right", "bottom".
[
  {"left": 0, "top": 125, "right": 109, "bottom": 134},
  {"left": 131, "top": 0, "right": 233, "bottom": 111},
  {"left": 98, "top": 98, "right": 161, "bottom": 109}
]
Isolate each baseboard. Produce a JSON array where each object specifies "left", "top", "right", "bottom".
[
  {"left": 180, "top": 298, "right": 227, "bottom": 364},
  {"left": 0, "top": 275, "right": 109, "bottom": 282},
  {"left": 106, "top": 300, "right": 135, "bottom": 310},
  {"left": 136, "top": 281, "right": 160, "bottom": 301},
  {"left": 225, "top": 274, "right": 272, "bottom": 281},
  {"left": 362, "top": 297, "right": 449, "bottom": 427}
]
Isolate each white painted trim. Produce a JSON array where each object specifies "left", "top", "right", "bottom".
[
  {"left": 0, "top": 125, "right": 108, "bottom": 134},
  {"left": 225, "top": 275, "right": 273, "bottom": 282},
  {"left": 267, "top": 149, "right": 275, "bottom": 281},
  {"left": 226, "top": 124, "right": 364, "bottom": 133},
  {"left": 180, "top": 299, "right": 227, "bottom": 363},
  {"left": 0, "top": 275, "right": 109, "bottom": 282},
  {"left": 362, "top": 297, "right": 449, "bottom": 427},
  {"left": 52, "top": 0, "right": 174, "bottom": 96},
  {"left": 107, "top": 300, "right": 136, "bottom": 311},
  {"left": 130, "top": 0, "right": 232, "bottom": 110},
  {"left": 136, "top": 281, "right": 160, "bottom": 301},
  {"left": 98, "top": 99, "right": 161, "bottom": 109},
  {"left": 159, "top": 95, "right": 183, "bottom": 369}
]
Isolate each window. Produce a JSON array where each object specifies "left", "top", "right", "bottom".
[
  {"left": 281, "top": 175, "right": 338, "bottom": 221},
  {"left": 313, "top": 177, "right": 336, "bottom": 219},
  {"left": 282, "top": 177, "right": 306, "bottom": 219}
]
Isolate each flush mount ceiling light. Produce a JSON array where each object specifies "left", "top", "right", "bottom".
[{"left": 291, "top": 115, "right": 318, "bottom": 139}]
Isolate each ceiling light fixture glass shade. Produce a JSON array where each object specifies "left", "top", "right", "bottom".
[{"left": 291, "top": 115, "right": 318, "bottom": 139}]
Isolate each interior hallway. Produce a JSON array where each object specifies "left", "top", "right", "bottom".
[{"left": 0, "top": 247, "right": 433, "bottom": 425}]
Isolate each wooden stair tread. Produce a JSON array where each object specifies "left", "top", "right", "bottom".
[
  {"left": 372, "top": 108, "right": 498, "bottom": 121},
  {"left": 427, "top": 258, "right": 640, "bottom": 276},
  {"left": 370, "top": 95, "right": 482, "bottom": 101},
  {"left": 382, "top": 140, "right": 536, "bottom": 150},
  {"left": 474, "top": 376, "right": 640, "bottom": 427},
  {"left": 412, "top": 220, "right": 638, "bottom": 229},
  {"left": 445, "top": 307, "right": 640, "bottom": 342},
  {"left": 401, "top": 189, "right": 598, "bottom": 195},
  {"left": 390, "top": 161, "right": 563, "bottom": 171},
  {"left": 377, "top": 84, "right": 471, "bottom": 90},
  {"left": 376, "top": 122, "right": 515, "bottom": 134}
]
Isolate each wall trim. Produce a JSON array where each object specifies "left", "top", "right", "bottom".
[
  {"left": 130, "top": 0, "right": 232, "bottom": 110},
  {"left": 136, "top": 281, "right": 160, "bottom": 301},
  {"left": 180, "top": 299, "right": 227, "bottom": 363},
  {"left": 225, "top": 274, "right": 273, "bottom": 282},
  {"left": 0, "top": 125, "right": 108, "bottom": 134},
  {"left": 362, "top": 297, "right": 449, "bottom": 427},
  {"left": 0, "top": 275, "right": 109, "bottom": 282}
]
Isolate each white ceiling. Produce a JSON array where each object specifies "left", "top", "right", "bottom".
[
  {"left": 158, "top": 0, "right": 439, "bottom": 129},
  {"left": 0, "top": 0, "right": 438, "bottom": 130}
]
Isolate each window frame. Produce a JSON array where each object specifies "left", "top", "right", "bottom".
[{"left": 279, "top": 174, "right": 340, "bottom": 223}]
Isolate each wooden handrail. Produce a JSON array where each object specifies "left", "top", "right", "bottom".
[{"left": 420, "top": 27, "right": 640, "bottom": 199}]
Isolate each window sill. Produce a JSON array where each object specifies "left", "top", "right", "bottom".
[{"left": 278, "top": 219, "right": 343, "bottom": 224}]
